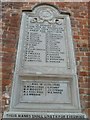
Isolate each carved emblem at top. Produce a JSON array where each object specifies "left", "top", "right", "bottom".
[
  {"left": 39, "top": 8, "right": 54, "bottom": 20},
  {"left": 32, "top": 5, "right": 60, "bottom": 20},
  {"left": 28, "top": 5, "right": 64, "bottom": 24}
]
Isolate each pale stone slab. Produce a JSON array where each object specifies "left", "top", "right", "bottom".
[
  {"left": 17, "top": 6, "right": 77, "bottom": 75},
  {"left": 3, "top": 4, "right": 81, "bottom": 117}
]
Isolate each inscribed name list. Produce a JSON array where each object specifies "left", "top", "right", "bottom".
[
  {"left": 24, "top": 16, "right": 67, "bottom": 68},
  {"left": 21, "top": 80, "right": 71, "bottom": 103}
]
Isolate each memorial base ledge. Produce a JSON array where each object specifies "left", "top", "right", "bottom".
[{"left": 3, "top": 112, "right": 88, "bottom": 119}]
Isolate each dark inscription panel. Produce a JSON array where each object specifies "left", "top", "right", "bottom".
[
  {"left": 24, "top": 17, "right": 67, "bottom": 67},
  {"left": 21, "top": 80, "right": 71, "bottom": 103}
]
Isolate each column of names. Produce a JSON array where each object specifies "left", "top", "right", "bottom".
[{"left": 24, "top": 17, "right": 67, "bottom": 67}]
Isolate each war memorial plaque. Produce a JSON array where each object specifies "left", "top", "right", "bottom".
[
  {"left": 20, "top": 80, "right": 71, "bottom": 103},
  {"left": 3, "top": 3, "right": 87, "bottom": 119}
]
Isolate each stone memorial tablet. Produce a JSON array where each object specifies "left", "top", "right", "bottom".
[
  {"left": 20, "top": 80, "right": 71, "bottom": 103},
  {"left": 3, "top": 3, "right": 87, "bottom": 119},
  {"left": 18, "top": 4, "right": 76, "bottom": 75}
]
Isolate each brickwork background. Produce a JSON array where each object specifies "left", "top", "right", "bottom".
[
  {"left": 1, "top": 0, "right": 90, "bottom": 2},
  {"left": 1, "top": 2, "right": 90, "bottom": 119}
]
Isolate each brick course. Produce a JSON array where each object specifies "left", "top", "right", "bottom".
[{"left": 1, "top": 1, "right": 90, "bottom": 119}]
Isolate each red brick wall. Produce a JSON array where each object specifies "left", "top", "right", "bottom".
[{"left": 2, "top": 2, "right": 90, "bottom": 118}]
